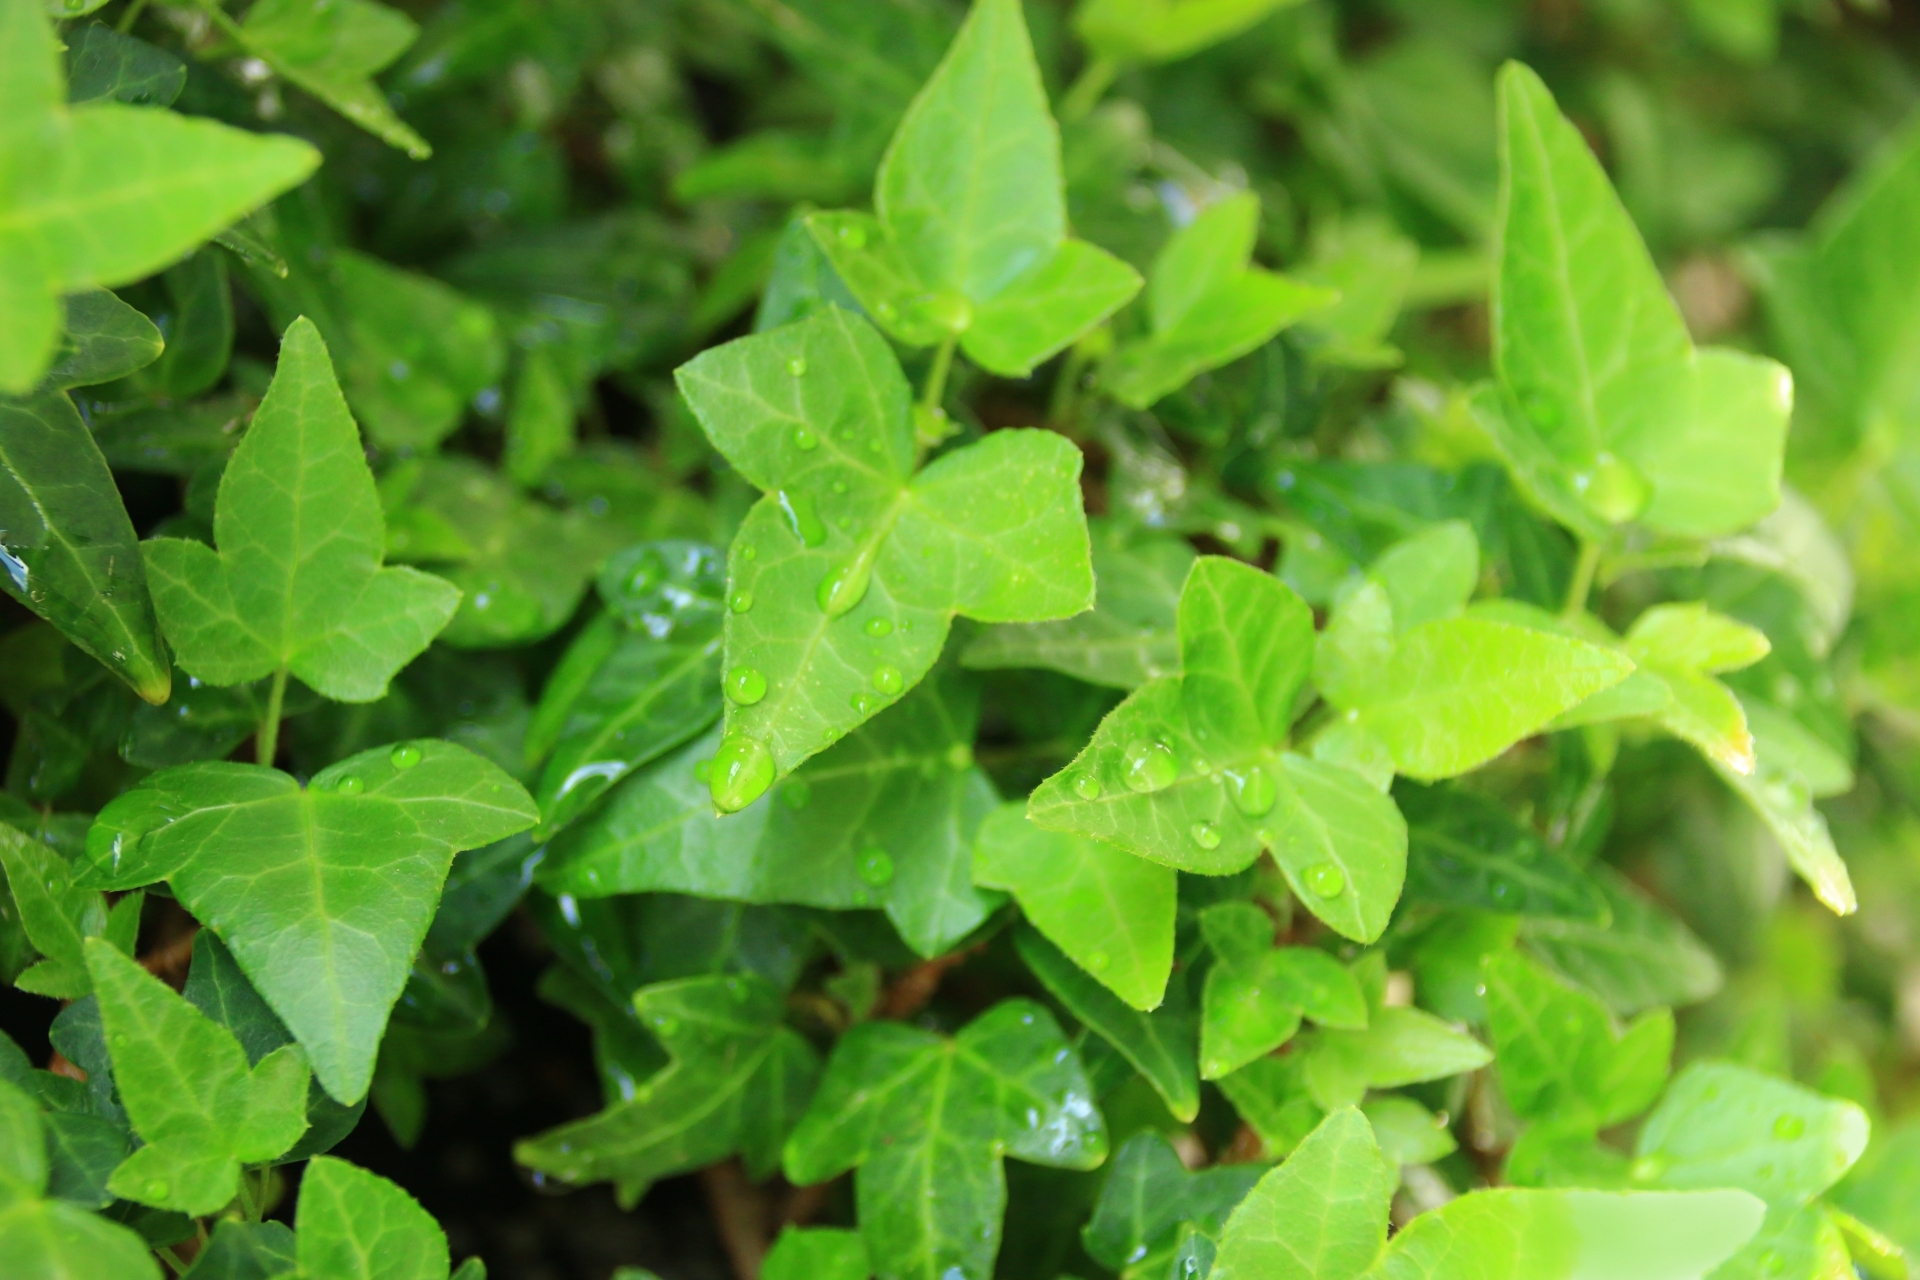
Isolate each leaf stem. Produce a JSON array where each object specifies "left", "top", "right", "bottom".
[
  {"left": 117, "top": 0, "right": 151, "bottom": 33},
  {"left": 1061, "top": 56, "right": 1118, "bottom": 122},
  {"left": 157, "top": 1246, "right": 190, "bottom": 1277},
  {"left": 257, "top": 666, "right": 289, "bottom": 766},
  {"left": 1047, "top": 343, "right": 1093, "bottom": 429},
  {"left": 920, "top": 332, "right": 958, "bottom": 419},
  {"left": 236, "top": 1168, "right": 261, "bottom": 1222},
  {"left": 1563, "top": 539, "right": 1602, "bottom": 618}
]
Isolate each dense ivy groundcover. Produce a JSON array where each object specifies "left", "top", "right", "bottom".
[{"left": 6, "top": 0, "right": 1920, "bottom": 1275}]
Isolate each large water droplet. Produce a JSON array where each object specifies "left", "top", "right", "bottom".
[
  {"left": 145, "top": 1179, "right": 170, "bottom": 1200},
  {"left": 1190, "top": 821, "right": 1221, "bottom": 850},
  {"left": 1575, "top": 451, "right": 1651, "bottom": 524},
  {"left": 709, "top": 734, "right": 774, "bottom": 813},
  {"left": 871, "top": 665, "right": 903, "bottom": 696},
  {"left": 817, "top": 560, "right": 872, "bottom": 616},
  {"left": 1225, "top": 763, "right": 1276, "bottom": 817},
  {"left": 389, "top": 743, "right": 423, "bottom": 770},
  {"left": 729, "top": 589, "right": 754, "bottom": 614},
  {"left": 739, "top": 545, "right": 757, "bottom": 562},
  {"left": 792, "top": 426, "right": 818, "bottom": 451},
  {"left": 725, "top": 666, "right": 768, "bottom": 705},
  {"left": 850, "top": 691, "right": 876, "bottom": 716},
  {"left": 332, "top": 774, "right": 364, "bottom": 795},
  {"left": 858, "top": 847, "right": 895, "bottom": 886},
  {"left": 865, "top": 617, "right": 894, "bottom": 638},
  {"left": 1773, "top": 1113, "right": 1806, "bottom": 1140},
  {"left": 1306, "top": 862, "right": 1346, "bottom": 898},
  {"left": 1122, "top": 740, "right": 1178, "bottom": 793},
  {"left": 777, "top": 489, "right": 827, "bottom": 547},
  {"left": 1072, "top": 774, "right": 1102, "bottom": 800},
  {"left": 788, "top": 356, "right": 808, "bottom": 377}
]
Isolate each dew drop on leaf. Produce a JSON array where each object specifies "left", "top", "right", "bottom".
[
  {"left": 725, "top": 666, "right": 768, "bottom": 705},
  {"left": 1122, "top": 740, "right": 1178, "bottom": 793},
  {"left": 389, "top": 743, "right": 423, "bottom": 770},
  {"left": 709, "top": 734, "right": 774, "bottom": 813},
  {"left": 1190, "top": 821, "right": 1221, "bottom": 850},
  {"left": 1574, "top": 450, "right": 1651, "bottom": 524},
  {"left": 850, "top": 691, "right": 876, "bottom": 715},
  {"left": 778, "top": 489, "right": 827, "bottom": 547},
  {"left": 817, "top": 560, "right": 872, "bottom": 616},
  {"left": 1773, "top": 1114, "right": 1805, "bottom": 1140},
  {"left": 858, "top": 847, "right": 895, "bottom": 886},
  {"left": 739, "top": 544, "right": 757, "bottom": 562},
  {"left": 1225, "top": 764, "right": 1276, "bottom": 817},
  {"left": 729, "top": 589, "right": 754, "bottom": 614},
  {"left": 1088, "top": 950, "right": 1110, "bottom": 972},
  {"left": 871, "top": 665, "right": 903, "bottom": 695},
  {"left": 839, "top": 223, "right": 867, "bottom": 249},
  {"left": 865, "top": 616, "right": 894, "bottom": 637},
  {"left": 1072, "top": 773, "right": 1101, "bottom": 800},
  {"left": 793, "top": 426, "right": 818, "bottom": 451},
  {"left": 788, "top": 356, "right": 808, "bottom": 377},
  {"left": 333, "top": 774, "right": 364, "bottom": 795},
  {"left": 654, "top": 1015, "right": 679, "bottom": 1035},
  {"left": 145, "top": 1180, "right": 170, "bottom": 1200},
  {"left": 1306, "top": 862, "right": 1346, "bottom": 898}
]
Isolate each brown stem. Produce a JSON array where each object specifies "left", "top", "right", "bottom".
[
  {"left": 698, "top": 1159, "right": 770, "bottom": 1280},
  {"left": 781, "top": 1178, "right": 833, "bottom": 1227},
  {"left": 875, "top": 943, "right": 983, "bottom": 1021},
  {"left": 140, "top": 924, "right": 200, "bottom": 987}
]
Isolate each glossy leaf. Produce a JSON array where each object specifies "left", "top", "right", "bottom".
[
  {"left": 1300, "top": 959, "right": 1491, "bottom": 1111},
  {"left": 144, "top": 319, "right": 461, "bottom": 703},
  {"left": 765, "top": 1227, "right": 870, "bottom": 1280},
  {"left": 1519, "top": 870, "right": 1723, "bottom": 1016},
  {"left": 64, "top": 25, "right": 185, "bottom": 107},
  {"left": 80, "top": 739, "right": 537, "bottom": 1103}
]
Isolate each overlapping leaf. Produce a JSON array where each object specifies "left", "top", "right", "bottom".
[
  {"left": 0, "top": 823, "right": 141, "bottom": 999},
  {"left": 0, "top": 1076, "right": 160, "bottom": 1280},
  {"left": 1198, "top": 902, "right": 1367, "bottom": 1079}
]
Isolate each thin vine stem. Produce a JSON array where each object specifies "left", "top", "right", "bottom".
[
  {"left": 1060, "top": 55, "right": 1118, "bottom": 122},
  {"left": 256, "top": 666, "right": 289, "bottom": 766},
  {"left": 1563, "top": 539, "right": 1603, "bottom": 619}
]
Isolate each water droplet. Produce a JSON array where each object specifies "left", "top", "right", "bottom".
[
  {"left": 851, "top": 889, "right": 871, "bottom": 906},
  {"left": 1574, "top": 451, "right": 1651, "bottom": 524},
  {"left": 850, "top": 691, "right": 876, "bottom": 715},
  {"left": 1773, "top": 1113, "right": 1806, "bottom": 1140},
  {"left": 1190, "top": 821, "right": 1222, "bottom": 851},
  {"left": 739, "top": 545, "right": 757, "bottom": 562},
  {"left": 709, "top": 734, "right": 775, "bottom": 813},
  {"left": 1306, "top": 862, "right": 1346, "bottom": 898},
  {"left": 1255, "top": 828, "right": 1274, "bottom": 846},
  {"left": 858, "top": 847, "right": 894, "bottom": 886},
  {"left": 792, "top": 426, "right": 818, "bottom": 451},
  {"left": 777, "top": 489, "right": 827, "bottom": 547},
  {"left": 780, "top": 779, "right": 812, "bottom": 809},
  {"left": 725, "top": 666, "right": 768, "bottom": 705},
  {"left": 389, "top": 743, "right": 423, "bottom": 770},
  {"left": 788, "top": 356, "right": 808, "bottom": 377},
  {"left": 1088, "top": 951, "right": 1110, "bottom": 972},
  {"left": 693, "top": 758, "right": 713, "bottom": 782},
  {"left": 730, "top": 589, "right": 754, "bottom": 614},
  {"left": 871, "top": 665, "right": 903, "bottom": 696},
  {"left": 822, "top": 727, "right": 842, "bottom": 744},
  {"left": 817, "top": 560, "right": 872, "bottom": 616},
  {"left": 865, "top": 617, "right": 894, "bottom": 638},
  {"left": 654, "top": 1015, "right": 680, "bottom": 1035},
  {"left": 1225, "top": 764, "right": 1276, "bottom": 817},
  {"left": 1122, "top": 740, "right": 1178, "bottom": 793},
  {"left": 839, "top": 223, "right": 868, "bottom": 249},
  {"left": 916, "top": 289, "right": 974, "bottom": 333},
  {"left": 831, "top": 479, "right": 847, "bottom": 495},
  {"left": 333, "top": 774, "right": 364, "bottom": 795},
  {"left": 145, "top": 1179, "right": 170, "bottom": 1200},
  {"left": 1072, "top": 774, "right": 1102, "bottom": 800}
]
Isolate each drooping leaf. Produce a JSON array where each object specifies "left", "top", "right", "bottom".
[
  {"left": 784, "top": 1000, "right": 1106, "bottom": 1280},
  {"left": 515, "top": 973, "right": 820, "bottom": 1205},
  {"left": 79, "top": 739, "right": 537, "bottom": 1103},
  {"left": 675, "top": 305, "right": 1092, "bottom": 810},
  {"left": 1073, "top": 0, "right": 1307, "bottom": 65},
  {"left": 144, "top": 319, "right": 459, "bottom": 703}
]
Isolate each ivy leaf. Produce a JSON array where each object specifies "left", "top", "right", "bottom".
[
  {"left": 765, "top": 1227, "right": 870, "bottom": 1280},
  {"left": 1211, "top": 1107, "right": 1393, "bottom": 1280},
  {"left": 295, "top": 1157, "right": 460, "bottom": 1280},
  {"left": 42, "top": 289, "right": 162, "bottom": 389},
  {"left": 0, "top": 0, "right": 318, "bottom": 394},
  {"left": 1298, "top": 956, "right": 1491, "bottom": 1110},
  {"left": 237, "top": 0, "right": 431, "bottom": 158},
  {"left": 182, "top": 1220, "right": 298, "bottom": 1280},
  {"left": 675, "top": 306, "right": 1093, "bottom": 811},
  {"left": 1073, "top": 0, "right": 1307, "bottom": 65},
  {"left": 144, "top": 319, "right": 461, "bottom": 703},
  {"left": 806, "top": 0, "right": 1141, "bottom": 376},
  {"left": 64, "top": 25, "right": 186, "bottom": 107},
  {"left": 1102, "top": 193, "right": 1336, "bottom": 409},
  {"left": 525, "top": 542, "right": 726, "bottom": 837},
  {"left": 1398, "top": 783, "right": 1609, "bottom": 923},
  {"left": 783, "top": 999, "right": 1106, "bottom": 1280},
  {"left": 0, "top": 1077, "right": 161, "bottom": 1280},
  {"left": 1082, "top": 1130, "right": 1263, "bottom": 1274},
  {"left": 962, "top": 521, "right": 1192, "bottom": 690},
  {"left": 0, "top": 823, "right": 141, "bottom": 999},
  {"left": 1482, "top": 952, "right": 1672, "bottom": 1136},
  {"left": 515, "top": 973, "right": 820, "bottom": 1205},
  {"left": 1029, "top": 556, "right": 1407, "bottom": 943},
  {"left": 1012, "top": 925, "right": 1199, "bottom": 1122},
  {"left": 537, "top": 666, "right": 1000, "bottom": 959},
  {"left": 1490, "top": 62, "right": 1790, "bottom": 538},
  {"left": 1198, "top": 902, "right": 1366, "bottom": 1080},
  {"left": 82, "top": 940, "right": 309, "bottom": 1217},
  {"left": 78, "top": 739, "right": 537, "bottom": 1103},
  {"left": 974, "top": 805, "right": 1174, "bottom": 1010}
]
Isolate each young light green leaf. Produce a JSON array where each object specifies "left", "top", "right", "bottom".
[
  {"left": 237, "top": 0, "right": 430, "bottom": 158},
  {"left": 1217, "top": 1055, "right": 1326, "bottom": 1158},
  {"left": 1482, "top": 951, "right": 1672, "bottom": 1134},
  {"left": 1399, "top": 784, "right": 1609, "bottom": 922},
  {"left": 1491, "top": 62, "right": 1789, "bottom": 538},
  {"left": 80, "top": 739, "right": 537, "bottom": 1103},
  {"left": 0, "top": 824, "right": 141, "bottom": 999},
  {"left": 1074, "top": 0, "right": 1308, "bottom": 65},
  {"left": 1082, "top": 1130, "right": 1263, "bottom": 1274},
  {"left": 783, "top": 1000, "right": 1106, "bottom": 1280},
  {"left": 515, "top": 974, "right": 820, "bottom": 1205},
  {"left": 1363, "top": 1096, "right": 1458, "bottom": 1167},
  {"left": 764, "top": 1227, "right": 869, "bottom": 1280},
  {"left": 295, "top": 1157, "right": 452, "bottom": 1280},
  {"left": 1211, "top": 1107, "right": 1394, "bottom": 1280},
  {"left": 537, "top": 666, "right": 1001, "bottom": 959},
  {"left": 83, "top": 940, "right": 309, "bottom": 1217},
  {"left": 676, "top": 306, "right": 1092, "bottom": 810},
  {"left": 974, "top": 805, "right": 1174, "bottom": 1010},
  {"left": 0, "top": 0, "right": 317, "bottom": 394},
  {"left": 807, "top": 0, "right": 1141, "bottom": 375},
  {"left": 1635, "top": 1061, "right": 1870, "bottom": 1208},
  {"left": 144, "top": 319, "right": 461, "bottom": 703},
  {"left": 1012, "top": 925, "right": 1199, "bottom": 1122},
  {"left": 0, "top": 1077, "right": 161, "bottom": 1280},
  {"left": 1199, "top": 902, "right": 1366, "bottom": 1079},
  {"left": 1300, "top": 963, "right": 1491, "bottom": 1111},
  {"left": 1103, "top": 193, "right": 1337, "bottom": 408},
  {"left": 1366, "top": 520, "right": 1479, "bottom": 634}
]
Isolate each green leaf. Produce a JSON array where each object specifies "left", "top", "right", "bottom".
[
  {"left": 1482, "top": 951, "right": 1672, "bottom": 1134},
  {"left": 1519, "top": 869, "right": 1723, "bottom": 1016},
  {"left": 82, "top": 940, "right": 309, "bottom": 1216},
  {"left": 0, "top": 0, "right": 318, "bottom": 393},
  {"left": 1490, "top": 62, "right": 1789, "bottom": 538},
  {"left": 0, "top": 823, "right": 141, "bottom": 998},
  {"left": 42, "top": 289, "right": 162, "bottom": 389},
  {"left": 144, "top": 318, "right": 461, "bottom": 702},
  {"left": 515, "top": 973, "right": 821, "bottom": 1205},
  {"left": 1636, "top": 1061, "right": 1870, "bottom": 1208},
  {"left": 0, "top": 1078, "right": 161, "bottom": 1280},
  {"left": 1103, "top": 193, "right": 1336, "bottom": 409},
  {"left": 975, "top": 805, "right": 1174, "bottom": 1010},
  {"left": 1299, "top": 959, "right": 1491, "bottom": 1110},
  {"left": 504, "top": 344, "right": 575, "bottom": 486},
  {"left": 765, "top": 1227, "right": 869, "bottom": 1280},
  {"left": 1296, "top": 215, "right": 1421, "bottom": 370},
  {"left": 1211, "top": 1107, "right": 1393, "bottom": 1280},
  {"left": 1712, "top": 748, "right": 1855, "bottom": 917},
  {"left": 1399, "top": 784, "right": 1609, "bottom": 922},
  {"left": 237, "top": 0, "right": 431, "bottom": 158},
  {"left": 962, "top": 521, "right": 1192, "bottom": 689},
  {"left": 783, "top": 999, "right": 1106, "bottom": 1280},
  {"left": 526, "top": 543, "right": 726, "bottom": 837},
  {"left": 295, "top": 1157, "right": 451, "bottom": 1280},
  {"left": 1217, "top": 1055, "right": 1326, "bottom": 1159},
  {"left": 80, "top": 739, "right": 537, "bottom": 1103},
  {"left": 1082, "top": 1130, "right": 1263, "bottom": 1273},
  {"left": 1030, "top": 557, "right": 1407, "bottom": 942},
  {"left": 1012, "top": 925, "right": 1199, "bottom": 1122},
  {"left": 112, "top": 252, "right": 233, "bottom": 401},
  {"left": 182, "top": 1220, "right": 298, "bottom": 1280},
  {"left": 1, "top": 385, "right": 174, "bottom": 703},
  {"left": 1199, "top": 902, "right": 1366, "bottom": 1080},
  {"left": 1363, "top": 1096, "right": 1458, "bottom": 1167},
  {"left": 675, "top": 306, "right": 1092, "bottom": 810},
  {"left": 1073, "top": 0, "right": 1307, "bottom": 64},
  {"left": 64, "top": 24, "right": 185, "bottom": 107},
  {"left": 1366, "top": 520, "right": 1480, "bottom": 634},
  {"left": 807, "top": 0, "right": 1140, "bottom": 374}
]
